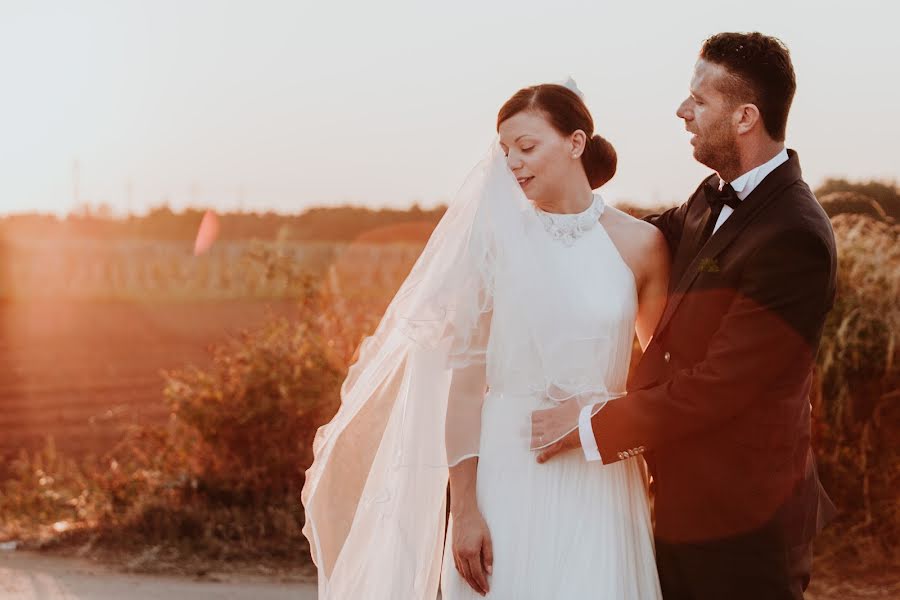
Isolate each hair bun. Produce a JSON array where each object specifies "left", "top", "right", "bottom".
[
  {"left": 497, "top": 84, "right": 616, "bottom": 189},
  {"left": 582, "top": 134, "right": 617, "bottom": 189}
]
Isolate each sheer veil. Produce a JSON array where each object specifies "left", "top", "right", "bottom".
[
  {"left": 302, "top": 140, "right": 506, "bottom": 598},
  {"left": 301, "top": 81, "right": 621, "bottom": 599}
]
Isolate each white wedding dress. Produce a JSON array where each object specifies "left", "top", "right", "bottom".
[
  {"left": 439, "top": 193, "right": 662, "bottom": 599},
  {"left": 301, "top": 144, "right": 662, "bottom": 599}
]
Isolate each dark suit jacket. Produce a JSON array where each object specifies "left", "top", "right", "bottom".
[{"left": 591, "top": 150, "right": 837, "bottom": 546}]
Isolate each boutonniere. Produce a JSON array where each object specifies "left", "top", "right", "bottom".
[{"left": 698, "top": 257, "right": 720, "bottom": 273}]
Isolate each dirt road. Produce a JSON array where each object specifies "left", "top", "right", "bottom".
[
  {"left": 1, "top": 549, "right": 895, "bottom": 599},
  {"left": 0, "top": 551, "right": 317, "bottom": 600}
]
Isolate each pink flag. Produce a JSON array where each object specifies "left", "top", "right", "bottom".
[{"left": 193, "top": 210, "right": 220, "bottom": 255}]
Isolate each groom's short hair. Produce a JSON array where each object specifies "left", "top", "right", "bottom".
[{"left": 701, "top": 32, "right": 796, "bottom": 142}]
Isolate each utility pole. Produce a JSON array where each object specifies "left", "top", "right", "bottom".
[
  {"left": 126, "top": 178, "right": 133, "bottom": 216},
  {"left": 73, "top": 159, "right": 80, "bottom": 207},
  {"left": 237, "top": 184, "right": 246, "bottom": 213}
]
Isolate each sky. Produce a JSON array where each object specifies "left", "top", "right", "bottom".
[{"left": 1, "top": 0, "right": 897, "bottom": 217}]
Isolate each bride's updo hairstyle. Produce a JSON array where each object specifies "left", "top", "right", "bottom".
[{"left": 497, "top": 84, "right": 617, "bottom": 189}]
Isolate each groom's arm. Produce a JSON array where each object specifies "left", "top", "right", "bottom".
[
  {"left": 642, "top": 176, "right": 712, "bottom": 255},
  {"left": 589, "top": 228, "right": 835, "bottom": 464},
  {"left": 643, "top": 204, "right": 688, "bottom": 257}
]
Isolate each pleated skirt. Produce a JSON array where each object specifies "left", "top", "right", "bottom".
[{"left": 440, "top": 390, "right": 662, "bottom": 599}]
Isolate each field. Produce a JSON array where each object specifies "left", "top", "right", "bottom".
[
  {"left": 0, "top": 238, "right": 421, "bottom": 472},
  {"left": 0, "top": 298, "right": 299, "bottom": 473}
]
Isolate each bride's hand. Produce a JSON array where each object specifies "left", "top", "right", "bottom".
[
  {"left": 451, "top": 508, "right": 493, "bottom": 596},
  {"left": 530, "top": 400, "right": 581, "bottom": 462},
  {"left": 535, "top": 427, "right": 581, "bottom": 463}
]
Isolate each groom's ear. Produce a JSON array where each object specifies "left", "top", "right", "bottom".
[{"left": 734, "top": 103, "right": 762, "bottom": 136}]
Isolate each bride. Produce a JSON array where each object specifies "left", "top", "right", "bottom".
[{"left": 301, "top": 80, "right": 670, "bottom": 599}]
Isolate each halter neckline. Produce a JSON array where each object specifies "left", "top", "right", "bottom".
[{"left": 533, "top": 193, "right": 605, "bottom": 246}]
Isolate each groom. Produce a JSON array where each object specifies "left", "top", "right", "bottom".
[{"left": 535, "top": 32, "right": 836, "bottom": 599}]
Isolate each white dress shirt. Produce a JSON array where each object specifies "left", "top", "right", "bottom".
[
  {"left": 577, "top": 147, "right": 789, "bottom": 462},
  {"left": 712, "top": 148, "right": 789, "bottom": 234}
]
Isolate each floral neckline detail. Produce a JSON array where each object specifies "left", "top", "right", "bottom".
[{"left": 533, "top": 193, "right": 605, "bottom": 246}]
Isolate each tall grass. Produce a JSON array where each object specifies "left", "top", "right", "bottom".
[{"left": 814, "top": 214, "right": 899, "bottom": 562}]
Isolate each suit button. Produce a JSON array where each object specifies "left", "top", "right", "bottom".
[{"left": 664, "top": 352, "right": 671, "bottom": 363}]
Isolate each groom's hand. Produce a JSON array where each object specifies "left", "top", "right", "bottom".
[{"left": 534, "top": 427, "right": 580, "bottom": 463}]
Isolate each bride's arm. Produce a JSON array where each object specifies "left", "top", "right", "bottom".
[
  {"left": 635, "top": 228, "right": 672, "bottom": 350},
  {"left": 449, "top": 455, "right": 479, "bottom": 514},
  {"left": 446, "top": 360, "right": 494, "bottom": 595},
  {"left": 445, "top": 267, "right": 492, "bottom": 493},
  {"left": 446, "top": 360, "right": 487, "bottom": 510}
]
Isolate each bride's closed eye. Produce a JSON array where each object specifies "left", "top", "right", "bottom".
[{"left": 502, "top": 146, "right": 535, "bottom": 157}]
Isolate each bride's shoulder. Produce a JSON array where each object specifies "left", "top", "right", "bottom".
[
  {"left": 599, "top": 204, "right": 667, "bottom": 254},
  {"left": 598, "top": 204, "right": 669, "bottom": 286}
]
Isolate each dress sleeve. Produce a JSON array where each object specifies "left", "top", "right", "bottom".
[
  {"left": 445, "top": 307, "right": 492, "bottom": 466},
  {"left": 442, "top": 197, "right": 495, "bottom": 466}
]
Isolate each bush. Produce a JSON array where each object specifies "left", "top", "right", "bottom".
[
  {"left": 819, "top": 192, "right": 891, "bottom": 222},
  {"left": 0, "top": 438, "right": 97, "bottom": 541},
  {"left": 816, "top": 178, "right": 900, "bottom": 222},
  {"left": 161, "top": 287, "right": 344, "bottom": 508}
]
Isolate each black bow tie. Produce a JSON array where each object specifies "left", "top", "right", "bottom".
[{"left": 705, "top": 181, "right": 741, "bottom": 213}]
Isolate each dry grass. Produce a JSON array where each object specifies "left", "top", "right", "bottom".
[{"left": 813, "top": 215, "right": 899, "bottom": 563}]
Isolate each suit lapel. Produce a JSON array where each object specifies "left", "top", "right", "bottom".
[
  {"left": 655, "top": 151, "right": 803, "bottom": 335},
  {"left": 669, "top": 175, "right": 719, "bottom": 289},
  {"left": 684, "top": 178, "right": 724, "bottom": 274}
]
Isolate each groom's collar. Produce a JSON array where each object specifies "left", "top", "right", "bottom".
[
  {"left": 708, "top": 148, "right": 802, "bottom": 204},
  {"left": 725, "top": 147, "right": 789, "bottom": 200}
]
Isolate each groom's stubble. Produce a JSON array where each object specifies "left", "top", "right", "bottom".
[{"left": 692, "top": 113, "right": 741, "bottom": 180}]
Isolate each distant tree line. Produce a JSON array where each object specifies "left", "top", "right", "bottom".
[
  {"left": 0, "top": 204, "right": 447, "bottom": 243},
  {"left": 1, "top": 178, "right": 896, "bottom": 242},
  {"left": 619, "top": 178, "right": 900, "bottom": 224}
]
